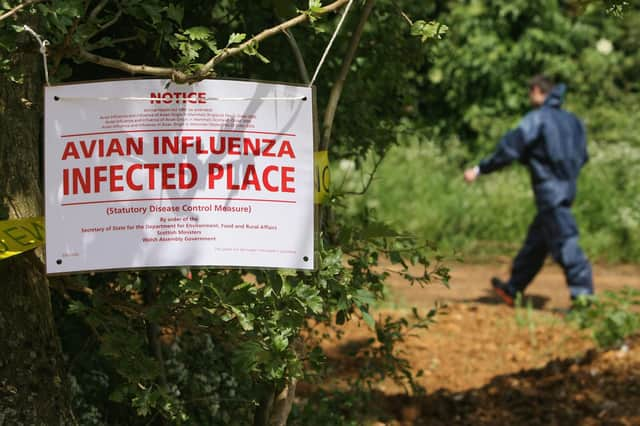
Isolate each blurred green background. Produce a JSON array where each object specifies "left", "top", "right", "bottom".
[{"left": 334, "top": 0, "right": 640, "bottom": 263}]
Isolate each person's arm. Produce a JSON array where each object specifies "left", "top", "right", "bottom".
[
  {"left": 463, "top": 165, "right": 480, "bottom": 182},
  {"left": 465, "top": 111, "right": 542, "bottom": 182},
  {"left": 477, "top": 127, "right": 528, "bottom": 174}
]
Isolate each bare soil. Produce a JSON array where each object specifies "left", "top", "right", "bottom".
[{"left": 307, "top": 263, "right": 640, "bottom": 425}]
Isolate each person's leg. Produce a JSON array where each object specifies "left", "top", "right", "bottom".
[
  {"left": 507, "top": 213, "right": 549, "bottom": 294},
  {"left": 545, "top": 207, "right": 594, "bottom": 298},
  {"left": 493, "top": 214, "right": 549, "bottom": 305}
]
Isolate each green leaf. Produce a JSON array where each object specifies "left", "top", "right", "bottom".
[
  {"left": 307, "top": 0, "right": 324, "bottom": 15},
  {"left": 166, "top": 4, "right": 184, "bottom": 25},
  {"left": 278, "top": 269, "right": 297, "bottom": 278},
  {"left": 185, "top": 26, "right": 211, "bottom": 41},
  {"left": 231, "top": 307, "right": 255, "bottom": 331},
  {"left": 361, "top": 310, "right": 375, "bottom": 330},
  {"left": 178, "top": 44, "right": 200, "bottom": 63},
  {"left": 308, "top": 0, "right": 322, "bottom": 10},
  {"left": 68, "top": 300, "right": 88, "bottom": 315},
  {"left": 141, "top": 3, "right": 163, "bottom": 24},
  {"left": 234, "top": 341, "right": 265, "bottom": 373},
  {"left": 353, "top": 289, "right": 377, "bottom": 307},
  {"left": 109, "top": 386, "right": 127, "bottom": 403},
  {"left": 227, "top": 32, "right": 246, "bottom": 45},
  {"left": 204, "top": 38, "right": 219, "bottom": 54},
  {"left": 389, "top": 250, "right": 403, "bottom": 264},
  {"left": 272, "top": 334, "right": 289, "bottom": 352},
  {"left": 410, "top": 20, "right": 449, "bottom": 43},
  {"left": 306, "top": 295, "right": 323, "bottom": 314},
  {"left": 295, "top": 284, "right": 324, "bottom": 314}
]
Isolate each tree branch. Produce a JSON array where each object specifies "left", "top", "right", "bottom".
[
  {"left": 282, "top": 28, "right": 310, "bottom": 84},
  {"left": 88, "top": 0, "right": 109, "bottom": 21},
  {"left": 0, "top": 0, "right": 47, "bottom": 22},
  {"left": 108, "top": 35, "right": 136, "bottom": 45},
  {"left": 192, "top": 0, "right": 350, "bottom": 80},
  {"left": 74, "top": 0, "right": 350, "bottom": 83},
  {"left": 340, "top": 153, "right": 384, "bottom": 196},
  {"left": 76, "top": 47, "right": 192, "bottom": 81},
  {"left": 88, "top": 3, "right": 122, "bottom": 40},
  {"left": 321, "top": 0, "right": 376, "bottom": 150}
]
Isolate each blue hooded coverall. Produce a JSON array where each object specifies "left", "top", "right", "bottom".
[{"left": 478, "top": 84, "right": 594, "bottom": 298}]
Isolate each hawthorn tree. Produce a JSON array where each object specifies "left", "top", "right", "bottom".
[{"left": 1, "top": 1, "right": 449, "bottom": 424}]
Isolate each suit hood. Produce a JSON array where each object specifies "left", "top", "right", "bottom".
[{"left": 544, "top": 83, "right": 566, "bottom": 108}]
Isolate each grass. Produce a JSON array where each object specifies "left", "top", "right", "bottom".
[{"left": 336, "top": 138, "right": 640, "bottom": 263}]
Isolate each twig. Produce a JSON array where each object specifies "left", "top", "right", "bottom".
[
  {"left": 0, "top": 0, "right": 47, "bottom": 22},
  {"left": 340, "top": 153, "right": 385, "bottom": 196},
  {"left": 86, "top": 34, "right": 136, "bottom": 51}
]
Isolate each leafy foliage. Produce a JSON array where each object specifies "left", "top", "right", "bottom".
[
  {"left": 411, "top": 20, "right": 448, "bottom": 43},
  {"left": 345, "top": 1, "right": 640, "bottom": 262},
  {"left": 0, "top": 0, "right": 456, "bottom": 423},
  {"left": 415, "top": 0, "right": 640, "bottom": 152},
  {"left": 568, "top": 288, "right": 640, "bottom": 348},
  {"left": 54, "top": 214, "right": 448, "bottom": 422},
  {"left": 3, "top": 0, "right": 637, "bottom": 424},
  {"left": 290, "top": 305, "right": 445, "bottom": 425}
]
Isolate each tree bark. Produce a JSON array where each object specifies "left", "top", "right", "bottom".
[
  {"left": 0, "top": 32, "right": 75, "bottom": 425},
  {"left": 253, "top": 378, "right": 297, "bottom": 426},
  {"left": 268, "top": 379, "right": 297, "bottom": 426}
]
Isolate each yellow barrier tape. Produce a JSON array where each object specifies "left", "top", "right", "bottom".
[
  {"left": 0, "top": 217, "right": 45, "bottom": 260},
  {"left": 314, "top": 151, "right": 330, "bottom": 204}
]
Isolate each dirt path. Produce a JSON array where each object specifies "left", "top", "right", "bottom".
[
  {"left": 305, "top": 263, "right": 640, "bottom": 425},
  {"left": 383, "top": 262, "right": 640, "bottom": 392},
  {"left": 388, "top": 262, "right": 640, "bottom": 311}
]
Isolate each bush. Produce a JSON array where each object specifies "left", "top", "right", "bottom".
[{"left": 568, "top": 288, "right": 640, "bottom": 348}]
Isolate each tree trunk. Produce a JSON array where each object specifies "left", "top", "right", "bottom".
[
  {"left": 268, "top": 379, "right": 297, "bottom": 426},
  {"left": 0, "top": 32, "right": 75, "bottom": 425},
  {"left": 253, "top": 379, "right": 297, "bottom": 426}
]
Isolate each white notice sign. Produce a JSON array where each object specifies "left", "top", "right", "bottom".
[{"left": 45, "top": 79, "right": 314, "bottom": 273}]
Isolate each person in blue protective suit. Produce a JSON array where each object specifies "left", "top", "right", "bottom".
[{"left": 463, "top": 75, "right": 594, "bottom": 306}]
